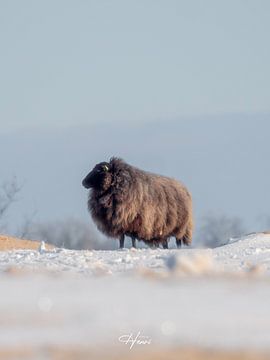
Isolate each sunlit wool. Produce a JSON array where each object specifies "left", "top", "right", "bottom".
[{"left": 82, "top": 158, "right": 193, "bottom": 248}]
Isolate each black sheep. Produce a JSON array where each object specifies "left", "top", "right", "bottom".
[{"left": 82, "top": 158, "right": 193, "bottom": 249}]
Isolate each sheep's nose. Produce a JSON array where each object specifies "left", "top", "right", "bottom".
[{"left": 82, "top": 179, "right": 87, "bottom": 188}]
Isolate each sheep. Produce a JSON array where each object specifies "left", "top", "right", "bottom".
[{"left": 82, "top": 157, "right": 193, "bottom": 249}]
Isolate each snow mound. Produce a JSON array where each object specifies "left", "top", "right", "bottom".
[{"left": 0, "top": 232, "right": 269, "bottom": 277}]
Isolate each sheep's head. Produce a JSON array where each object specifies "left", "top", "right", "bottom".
[{"left": 82, "top": 162, "right": 113, "bottom": 191}]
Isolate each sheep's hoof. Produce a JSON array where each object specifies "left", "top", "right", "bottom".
[{"left": 176, "top": 239, "right": 182, "bottom": 248}]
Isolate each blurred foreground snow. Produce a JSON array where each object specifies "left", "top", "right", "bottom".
[{"left": 0, "top": 233, "right": 270, "bottom": 357}]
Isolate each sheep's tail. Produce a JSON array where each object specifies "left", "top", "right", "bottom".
[{"left": 182, "top": 217, "right": 193, "bottom": 245}]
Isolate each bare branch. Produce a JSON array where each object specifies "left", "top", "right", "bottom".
[
  {"left": 30, "top": 218, "right": 114, "bottom": 250},
  {"left": 0, "top": 177, "right": 23, "bottom": 224},
  {"left": 17, "top": 210, "right": 38, "bottom": 239},
  {"left": 198, "top": 214, "right": 245, "bottom": 248}
]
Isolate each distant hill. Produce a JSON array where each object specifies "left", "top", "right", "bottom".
[{"left": 0, "top": 114, "right": 269, "bottom": 238}]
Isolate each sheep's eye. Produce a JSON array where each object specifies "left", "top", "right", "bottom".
[{"left": 103, "top": 165, "right": 109, "bottom": 171}]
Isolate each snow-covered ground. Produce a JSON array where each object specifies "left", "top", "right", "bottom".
[{"left": 1, "top": 233, "right": 270, "bottom": 358}]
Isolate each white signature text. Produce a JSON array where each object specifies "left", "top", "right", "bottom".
[{"left": 118, "top": 331, "right": 152, "bottom": 349}]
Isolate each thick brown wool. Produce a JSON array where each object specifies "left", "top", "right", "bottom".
[{"left": 83, "top": 158, "right": 193, "bottom": 247}]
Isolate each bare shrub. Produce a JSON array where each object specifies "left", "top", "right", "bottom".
[
  {"left": 197, "top": 214, "right": 245, "bottom": 248},
  {"left": 30, "top": 218, "right": 114, "bottom": 250},
  {"left": 0, "top": 177, "right": 22, "bottom": 231}
]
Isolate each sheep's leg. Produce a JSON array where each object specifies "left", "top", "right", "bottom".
[
  {"left": 148, "top": 240, "right": 157, "bottom": 249},
  {"left": 131, "top": 236, "right": 136, "bottom": 248},
  {"left": 119, "top": 235, "right": 125, "bottom": 249},
  {"left": 162, "top": 239, "right": 168, "bottom": 249},
  {"left": 176, "top": 239, "right": 182, "bottom": 248}
]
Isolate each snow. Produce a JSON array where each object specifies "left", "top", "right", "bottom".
[
  {"left": 1, "top": 233, "right": 270, "bottom": 275},
  {"left": 0, "top": 233, "right": 270, "bottom": 353}
]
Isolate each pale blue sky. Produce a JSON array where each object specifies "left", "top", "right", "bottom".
[{"left": 1, "top": 0, "right": 270, "bottom": 131}]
